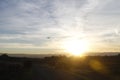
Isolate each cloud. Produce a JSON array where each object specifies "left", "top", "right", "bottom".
[{"left": 0, "top": 0, "right": 120, "bottom": 52}]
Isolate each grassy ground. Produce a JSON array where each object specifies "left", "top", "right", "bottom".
[{"left": 0, "top": 55, "right": 120, "bottom": 80}]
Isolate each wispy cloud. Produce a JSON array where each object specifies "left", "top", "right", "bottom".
[{"left": 0, "top": 0, "right": 120, "bottom": 52}]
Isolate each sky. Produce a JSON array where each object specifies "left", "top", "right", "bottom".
[{"left": 0, "top": 0, "right": 120, "bottom": 54}]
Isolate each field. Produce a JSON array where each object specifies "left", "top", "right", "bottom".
[{"left": 0, "top": 54, "right": 120, "bottom": 80}]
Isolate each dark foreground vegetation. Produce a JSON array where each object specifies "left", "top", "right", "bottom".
[{"left": 0, "top": 54, "right": 120, "bottom": 80}]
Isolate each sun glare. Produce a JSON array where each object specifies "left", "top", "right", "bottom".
[{"left": 63, "top": 39, "right": 89, "bottom": 57}]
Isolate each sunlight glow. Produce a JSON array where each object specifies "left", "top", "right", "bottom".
[{"left": 63, "top": 39, "right": 89, "bottom": 57}]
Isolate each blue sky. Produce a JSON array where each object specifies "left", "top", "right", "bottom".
[{"left": 0, "top": 0, "right": 120, "bottom": 54}]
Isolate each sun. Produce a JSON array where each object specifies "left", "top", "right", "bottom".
[{"left": 63, "top": 39, "right": 89, "bottom": 57}]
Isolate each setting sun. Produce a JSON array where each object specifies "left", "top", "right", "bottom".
[{"left": 63, "top": 39, "right": 89, "bottom": 56}]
